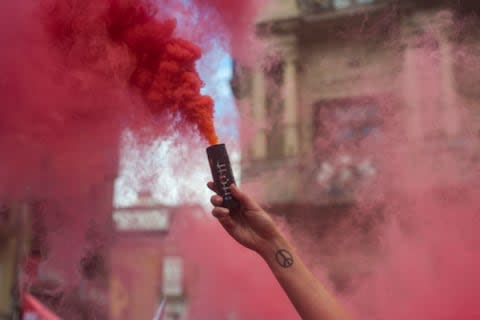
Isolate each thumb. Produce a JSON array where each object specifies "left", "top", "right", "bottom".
[{"left": 230, "top": 184, "right": 261, "bottom": 210}]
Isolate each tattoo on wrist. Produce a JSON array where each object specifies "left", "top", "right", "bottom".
[{"left": 275, "top": 249, "right": 294, "bottom": 268}]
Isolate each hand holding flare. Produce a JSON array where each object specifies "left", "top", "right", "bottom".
[{"left": 207, "top": 183, "right": 353, "bottom": 320}]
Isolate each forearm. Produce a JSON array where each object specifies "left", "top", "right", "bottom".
[{"left": 258, "top": 235, "right": 352, "bottom": 320}]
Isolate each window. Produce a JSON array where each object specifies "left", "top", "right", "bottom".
[
  {"left": 333, "top": 0, "right": 376, "bottom": 8},
  {"left": 113, "top": 208, "right": 170, "bottom": 232},
  {"left": 313, "top": 97, "right": 382, "bottom": 196},
  {"left": 24, "top": 312, "right": 38, "bottom": 320},
  {"left": 162, "top": 257, "right": 183, "bottom": 297},
  {"left": 333, "top": 0, "right": 352, "bottom": 8},
  {"left": 298, "top": 0, "right": 379, "bottom": 11},
  {"left": 314, "top": 97, "right": 382, "bottom": 156},
  {"left": 352, "top": 0, "right": 376, "bottom": 5}
]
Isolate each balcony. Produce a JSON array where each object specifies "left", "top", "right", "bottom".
[
  {"left": 257, "top": 0, "right": 399, "bottom": 35},
  {"left": 296, "top": 0, "right": 401, "bottom": 24},
  {"left": 297, "top": 0, "right": 390, "bottom": 12},
  {"left": 297, "top": 0, "right": 480, "bottom": 16}
]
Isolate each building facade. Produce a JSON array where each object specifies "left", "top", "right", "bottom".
[
  {"left": 233, "top": 0, "right": 480, "bottom": 290},
  {"left": 110, "top": 193, "right": 189, "bottom": 320}
]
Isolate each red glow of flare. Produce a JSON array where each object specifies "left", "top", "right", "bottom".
[{"left": 46, "top": 0, "right": 218, "bottom": 145}]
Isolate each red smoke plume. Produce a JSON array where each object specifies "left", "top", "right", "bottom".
[
  {"left": 0, "top": 0, "right": 223, "bottom": 290},
  {"left": 0, "top": 0, "right": 221, "bottom": 202},
  {"left": 0, "top": 0, "right": 267, "bottom": 318},
  {"left": 45, "top": 0, "right": 218, "bottom": 145}
]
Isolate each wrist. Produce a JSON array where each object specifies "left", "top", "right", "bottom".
[{"left": 256, "top": 233, "right": 290, "bottom": 262}]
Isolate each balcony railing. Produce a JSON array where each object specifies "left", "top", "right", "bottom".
[{"left": 297, "top": 0, "right": 392, "bottom": 14}]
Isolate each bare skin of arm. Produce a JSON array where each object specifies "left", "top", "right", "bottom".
[{"left": 208, "top": 182, "right": 352, "bottom": 320}]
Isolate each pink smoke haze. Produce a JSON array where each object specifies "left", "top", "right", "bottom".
[
  {"left": 169, "top": 208, "right": 300, "bottom": 319},
  {"left": 339, "top": 17, "right": 480, "bottom": 320},
  {"left": 0, "top": 0, "right": 266, "bottom": 305},
  {"left": 2, "top": 0, "right": 480, "bottom": 319},
  {"left": 236, "top": 9, "right": 480, "bottom": 320}
]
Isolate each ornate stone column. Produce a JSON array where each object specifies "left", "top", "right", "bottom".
[
  {"left": 251, "top": 69, "right": 267, "bottom": 160},
  {"left": 401, "top": 15, "right": 424, "bottom": 142},
  {"left": 403, "top": 10, "right": 460, "bottom": 142},
  {"left": 279, "top": 35, "right": 300, "bottom": 157},
  {"left": 435, "top": 11, "right": 460, "bottom": 138}
]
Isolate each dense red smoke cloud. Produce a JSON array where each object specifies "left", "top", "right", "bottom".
[
  {"left": 0, "top": 0, "right": 276, "bottom": 318},
  {"left": 0, "top": 0, "right": 222, "bottom": 202},
  {"left": 45, "top": 0, "right": 218, "bottom": 145},
  {"left": 0, "top": 0, "right": 266, "bottom": 201},
  {"left": 0, "top": 0, "right": 264, "bottom": 302}
]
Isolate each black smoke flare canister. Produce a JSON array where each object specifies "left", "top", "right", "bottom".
[{"left": 206, "top": 144, "right": 239, "bottom": 209}]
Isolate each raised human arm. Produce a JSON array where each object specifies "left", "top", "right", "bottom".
[{"left": 208, "top": 182, "right": 352, "bottom": 320}]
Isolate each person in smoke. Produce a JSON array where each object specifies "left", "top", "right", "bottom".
[{"left": 208, "top": 182, "right": 352, "bottom": 320}]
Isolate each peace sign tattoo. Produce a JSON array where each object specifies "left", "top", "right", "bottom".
[{"left": 275, "top": 249, "right": 294, "bottom": 268}]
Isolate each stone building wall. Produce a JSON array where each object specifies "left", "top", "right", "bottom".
[
  {"left": 235, "top": 0, "right": 479, "bottom": 206},
  {"left": 233, "top": 0, "right": 480, "bottom": 291}
]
